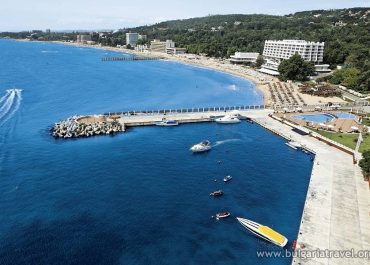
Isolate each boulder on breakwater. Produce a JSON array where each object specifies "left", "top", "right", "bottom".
[{"left": 52, "top": 115, "right": 124, "bottom": 139}]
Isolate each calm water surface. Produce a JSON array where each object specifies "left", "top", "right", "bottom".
[{"left": 0, "top": 40, "right": 312, "bottom": 265}]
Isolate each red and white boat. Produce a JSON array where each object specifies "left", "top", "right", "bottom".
[{"left": 212, "top": 211, "right": 231, "bottom": 220}]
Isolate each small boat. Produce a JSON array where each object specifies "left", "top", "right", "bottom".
[
  {"left": 215, "top": 115, "right": 241, "bottom": 124},
  {"left": 210, "top": 190, "right": 223, "bottom": 197},
  {"left": 236, "top": 217, "right": 288, "bottom": 247},
  {"left": 223, "top": 175, "right": 232, "bottom": 182},
  {"left": 190, "top": 140, "right": 211, "bottom": 153},
  {"left": 285, "top": 141, "right": 301, "bottom": 150},
  {"left": 155, "top": 120, "right": 178, "bottom": 126},
  {"left": 212, "top": 212, "right": 231, "bottom": 220}
]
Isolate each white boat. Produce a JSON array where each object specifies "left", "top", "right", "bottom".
[
  {"left": 155, "top": 120, "right": 178, "bottom": 126},
  {"left": 223, "top": 175, "right": 232, "bottom": 182},
  {"left": 190, "top": 140, "right": 211, "bottom": 153},
  {"left": 236, "top": 217, "right": 288, "bottom": 247},
  {"left": 215, "top": 115, "right": 241, "bottom": 124},
  {"left": 285, "top": 141, "right": 302, "bottom": 150}
]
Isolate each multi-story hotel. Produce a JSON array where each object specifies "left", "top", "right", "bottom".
[
  {"left": 260, "top": 40, "right": 329, "bottom": 75},
  {"left": 126, "top": 33, "right": 139, "bottom": 47},
  {"left": 150, "top": 40, "right": 186, "bottom": 54}
]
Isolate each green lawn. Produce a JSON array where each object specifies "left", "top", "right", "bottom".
[
  {"left": 314, "top": 130, "right": 370, "bottom": 153},
  {"left": 362, "top": 117, "right": 370, "bottom": 126}
]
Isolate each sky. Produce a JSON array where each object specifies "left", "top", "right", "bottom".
[{"left": 1, "top": 0, "right": 369, "bottom": 31}]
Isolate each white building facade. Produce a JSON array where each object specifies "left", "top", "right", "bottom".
[
  {"left": 126, "top": 33, "right": 139, "bottom": 47},
  {"left": 260, "top": 40, "right": 329, "bottom": 76},
  {"left": 230, "top": 52, "right": 260, "bottom": 64},
  {"left": 76, "top": 34, "right": 92, "bottom": 43},
  {"left": 150, "top": 40, "right": 186, "bottom": 54}
]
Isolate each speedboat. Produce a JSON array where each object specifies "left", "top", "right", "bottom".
[
  {"left": 215, "top": 115, "right": 241, "bottom": 124},
  {"left": 190, "top": 140, "right": 211, "bottom": 153},
  {"left": 223, "top": 175, "right": 232, "bottom": 182},
  {"left": 236, "top": 217, "right": 288, "bottom": 247},
  {"left": 155, "top": 120, "right": 178, "bottom": 126},
  {"left": 210, "top": 190, "right": 224, "bottom": 197},
  {"left": 212, "top": 212, "right": 231, "bottom": 220}
]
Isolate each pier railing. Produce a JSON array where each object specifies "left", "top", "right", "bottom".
[
  {"left": 101, "top": 56, "right": 163, "bottom": 61},
  {"left": 103, "top": 105, "right": 266, "bottom": 117},
  {"left": 273, "top": 101, "right": 370, "bottom": 111}
]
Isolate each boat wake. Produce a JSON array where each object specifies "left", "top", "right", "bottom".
[
  {"left": 0, "top": 89, "right": 23, "bottom": 126},
  {"left": 213, "top": 139, "right": 242, "bottom": 147}
]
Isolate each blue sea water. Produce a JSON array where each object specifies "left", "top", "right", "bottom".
[{"left": 0, "top": 39, "right": 313, "bottom": 265}]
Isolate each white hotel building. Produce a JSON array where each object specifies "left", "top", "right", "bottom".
[{"left": 260, "top": 40, "right": 329, "bottom": 76}]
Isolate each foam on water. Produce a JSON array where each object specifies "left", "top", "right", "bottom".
[
  {"left": 0, "top": 89, "right": 22, "bottom": 125},
  {"left": 213, "top": 138, "right": 243, "bottom": 147}
]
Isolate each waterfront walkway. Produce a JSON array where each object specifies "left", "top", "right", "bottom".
[{"left": 254, "top": 116, "right": 370, "bottom": 265}]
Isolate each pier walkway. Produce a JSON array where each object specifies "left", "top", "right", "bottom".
[
  {"left": 112, "top": 109, "right": 268, "bottom": 128},
  {"left": 101, "top": 55, "right": 163, "bottom": 61}
]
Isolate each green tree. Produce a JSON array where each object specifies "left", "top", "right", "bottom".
[
  {"left": 255, "top": 55, "right": 265, "bottom": 68},
  {"left": 278, "top": 54, "right": 315, "bottom": 81},
  {"left": 330, "top": 67, "right": 361, "bottom": 90},
  {"left": 359, "top": 150, "right": 370, "bottom": 179}
]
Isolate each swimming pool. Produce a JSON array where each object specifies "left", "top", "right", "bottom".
[
  {"left": 293, "top": 113, "right": 334, "bottom": 123},
  {"left": 335, "top": 112, "right": 356, "bottom": 119}
]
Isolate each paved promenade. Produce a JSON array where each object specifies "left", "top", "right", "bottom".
[{"left": 254, "top": 116, "right": 370, "bottom": 265}]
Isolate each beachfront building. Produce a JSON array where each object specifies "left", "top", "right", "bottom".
[
  {"left": 166, "top": 47, "right": 187, "bottom": 55},
  {"left": 150, "top": 40, "right": 186, "bottom": 54},
  {"left": 126, "top": 33, "right": 139, "bottom": 47},
  {"left": 260, "top": 40, "right": 329, "bottom": 76},
  {"left": 230, "top": 52, "right": 260, "bottom": 64},
  {"left": 150, "top": 40, "right": 167, "bottom": 53},
  {"left": 76, "top": 34, "right": 92, "bottom": 43},
  {"left": 135, "top": 44, "right": 149, "bottom": 53}
]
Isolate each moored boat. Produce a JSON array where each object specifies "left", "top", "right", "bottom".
[
  {"left": 190, "top": 140, "right": 211, "bottom": 153},
  {"left": 155, "top": 120, "right": 179, "bottom": 126},
  {"left": 215, "top": 115, "right": 241, "bottom": 124},
  {"left": 286, "top": 141, "right": 301, "bottom": 150},
  {"left": 210, "top": 190, "right": 224, "bottom": 197},
  {"left": 236, "top": 217, "right": 288, "bottom": 247}
]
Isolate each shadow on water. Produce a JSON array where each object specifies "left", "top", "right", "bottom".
[{"left": 0, "top": 213, "right": 125, "bottom": 265}]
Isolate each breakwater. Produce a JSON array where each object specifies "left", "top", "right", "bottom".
[
  {"left": 51, "top": 106, "right": 268, "bottom": 139},
  {"left": 52, "top": 115, "right": 124, "bottom": 138}
]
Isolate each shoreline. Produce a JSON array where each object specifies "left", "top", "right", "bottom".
[
  {"left": 50, "top": 40, "right": 274, "bottom": 106},
  {"left": 11, "top": 39, "right": 345, "bottom": 106}
]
